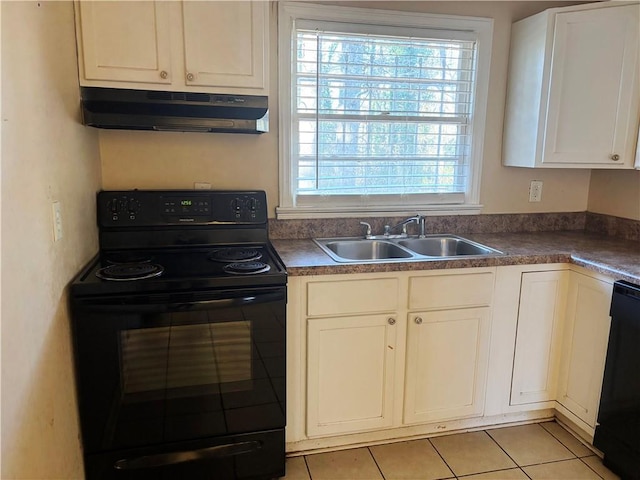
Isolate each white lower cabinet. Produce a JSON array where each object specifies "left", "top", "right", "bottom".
[
  {"left": 306, "top": 314, "right": 398, "bottom": 437},
  {"left": 511, "top": 270, "right": 569, "bottom": 405},
  {"left": 301, "top": 269, "right": 494, "bottom": 439},
  {"left": 557, "top": 271, "right": 613, "bottom": 430},
  {"left": 287, "top": 264, "right": 615, "bottom": 450},
  {"left": 304, "top": 275, "right": 401, "bottom": 437},
  {"left": 404, "top": 307, "right": 491, "bottom": 424}
]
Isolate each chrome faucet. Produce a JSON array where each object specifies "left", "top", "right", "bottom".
[
  {"left": 359, "top": 221, "right": 373, "bottom": 238},
  {"left": 384, "top": 215, "right": 426, "bottom": 238}
]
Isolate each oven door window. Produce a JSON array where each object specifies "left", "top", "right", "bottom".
[{"left": 73, "top": 288, "right": 286, "bottom": 453}]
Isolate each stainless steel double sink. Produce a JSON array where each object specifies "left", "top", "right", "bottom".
[{"left": 313, "top": 235, "right": 504, "bottom": 263}]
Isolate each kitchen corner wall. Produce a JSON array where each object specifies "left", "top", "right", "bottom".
[
  {"left": 99, "top": 1, "right": 592, "bottom": 218},
  {"left": 588, "top": 170, "right": 640, "bottom": 221},
  {"left": 1, "top": 2, "right": 101, "bottom": 479}
]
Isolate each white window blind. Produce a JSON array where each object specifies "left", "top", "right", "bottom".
[{"left": 293, "top": 27, "right": 477, "bottom": 199}]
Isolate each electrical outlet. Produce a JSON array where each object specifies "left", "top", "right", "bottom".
[
  {"left": 52, "top": 201, "right": 63, "bottom": 241},
  {"left": 529, "top": 180, "right": 543, "bottom": 202},
  {"left": 194, "top": 182, "right": 211, "bottom": 190}
]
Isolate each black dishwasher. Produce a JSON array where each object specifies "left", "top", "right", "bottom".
[{"left": 594, "top": 281, "right": 640, "bottom": 480}]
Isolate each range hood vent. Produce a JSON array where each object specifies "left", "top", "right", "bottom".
[{"left": 80, "top": 87, "right": 268, "bottom": 134}]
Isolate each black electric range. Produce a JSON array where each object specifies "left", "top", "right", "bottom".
[
  {"left": 73, "top": 244, "right": 287, "bottom": 295},
  {"left": 70, "top": 190, "right": 287, "bottom": 480},
  {"left": 71, "top": 190, "right": 287, "bottom": 295}
]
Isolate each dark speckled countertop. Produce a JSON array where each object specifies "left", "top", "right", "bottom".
[{"left": 272, "top": 231, "right": 640, "bottom": 283}]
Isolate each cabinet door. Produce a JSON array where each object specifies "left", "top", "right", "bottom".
[
  {"left": 76, "top": 1, "right": 172, "bottom": 85},
  {"left": 404, "top": 308, "right": 491, "bottom": 424},
  {"left": 306, "top": 314, "right": 397, "bottom": 437},
  {"left": 182, "top": 1, "right": 268, "bottom": 92},
  {"left": 542, "top": 5, "right": 640, "bottom": 166},
  {"left": 558, "top": 273, "right": 613, "bottom": 428},
  {"left": 511, "top": 271, "right": 569, "bottom": 405}
]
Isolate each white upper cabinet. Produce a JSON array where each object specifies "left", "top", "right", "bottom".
[
  {"left": 182, "top": 2, "right": 267, "bottom": 90},
  {"left": 74, "top": 1, "right": 269, "bottom": 95},
  {"left": 75, "top": 2, "right": 173, "bottom": 85},
  {"left": 503, "top": 2, "right": 640, "bottom": 169}
]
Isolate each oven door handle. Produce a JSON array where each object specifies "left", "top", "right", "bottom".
[
  {"left": 114, "top": 440, "right": 262, "bottom": 470},
  {"left": 75, "top": 290, "right": 285, "bottom": 313},
  {"left": 168, "top": 292, "right": 285, "bottom": 312}
]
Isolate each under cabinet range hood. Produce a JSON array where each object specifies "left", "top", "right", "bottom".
[{"left": 80, "top": 87, "right": 269, "bottom": 134}]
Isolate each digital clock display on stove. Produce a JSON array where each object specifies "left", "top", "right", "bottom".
[{"left": 162, "top": 197, "right": 210, "bottom": 216}]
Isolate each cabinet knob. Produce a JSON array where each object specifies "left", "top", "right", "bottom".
[
  {"left": 186, "top": 72, "right": 195, "bottom": 81},
  {"left": 415, "top": 317, "right": 423, "bottom": 325},
  {"left": 160, "top": 70, "right": 168, "bottom": 79},
  {"left": 387, "top": 318, "right": 396, "bottom": 325},
  {"left": 610, "top": 154, "right": 620, "bottom": 161}
]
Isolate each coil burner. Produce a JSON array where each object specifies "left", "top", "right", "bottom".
[
  {"left": 104, "top": 253, "right": 154, "bottom": 265},
  {"left": 96, "top": 263, "right": 164, "bottom": 281},
  {"left": 208, "top": 248, "right": 263, "bottom": 263},
  {"left": 223, "top": 261, "right": 271, "bottom": 275}
]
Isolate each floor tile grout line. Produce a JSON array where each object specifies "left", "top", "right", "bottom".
[
  {"left": 366, "top": 445, "right": 387, "bottom": 480},
  {"left": 302, "top": 454, "right": 313, "bottom": 480},
  {"left": 520, "top": 466, "right": 534, "bottom": 480},
  {"left": 454, "top": 466, "right": 534, "bottom": 479},
  {"left": 430, "top": 430, "right": 529, "bottom": 478},
  {"left": 482, "top": 428, "right": 522, "bottom": 469},
  {"left": 514, "top": 457, "right": 594, "bottom": 469},
  {"left": 427, "top": 436, "right": 457, "bottom": 478},
  {"left": 486, "top": 423, "right": 579, "bottom": 468},
  {"left": 539, "top": 421, "right": 594, "bottom": 457},
  {"left": 577, "top": 455, "right": 608, "bottom": 480}
]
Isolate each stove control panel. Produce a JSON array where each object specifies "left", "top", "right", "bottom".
[{"left": 98, "top": 190, "right": 268, "bottom": 226}]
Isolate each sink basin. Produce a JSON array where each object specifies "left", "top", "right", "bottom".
[
  {"left": 314, "top": 235, "right": 503, "bottom": 262},
  {"left": 318, "top": 239, "right": 414, "bottom": 262},
  {"left": 398, "top": 235, "right": 502, "bottom": 257}
]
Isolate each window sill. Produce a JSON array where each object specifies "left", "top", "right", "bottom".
[{"left": 275, "top": 204, "right": 483, "bottom": 220}]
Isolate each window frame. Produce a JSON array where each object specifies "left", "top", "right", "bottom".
[{"left": 277, "top": 2, "right": 494, "bottom": 219}]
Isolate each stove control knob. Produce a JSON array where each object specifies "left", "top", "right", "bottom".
[
  {"left": 248, "top": 198, "right": 257, "bottom": 211},
  {"left": 109, "top": 198, "right": 121, "bottom": 214},
  {"left": 127, "top": 199, "right": 140, "bottom": 214},
  {"left": 232, "top": 198, "right": 243, "bottom": 217}
]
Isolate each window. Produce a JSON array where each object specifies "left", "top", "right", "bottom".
[{"left": 278, "top": 3, "right": 493, "bottom": 218}]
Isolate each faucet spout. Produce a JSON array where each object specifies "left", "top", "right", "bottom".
[
  {"left": 384, "top": 215, "right": 424, "bottom": 237},
  {"left": 359, "top": 221, "right": 373, "bottom": 239}
]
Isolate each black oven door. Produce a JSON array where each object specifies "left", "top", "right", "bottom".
[{"left": 71, "top": 287, "right": 285, "bottom": 479}]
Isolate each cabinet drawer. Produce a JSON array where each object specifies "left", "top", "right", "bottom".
[
  {"left": 307, "top": 278, "right": 399, "bottom": 316},
  {"left": 409, "top": 272, "right": 494, "bottom": 310}
]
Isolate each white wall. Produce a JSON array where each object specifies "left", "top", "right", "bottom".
[
  {"left": 1, "top": 2, "right": 102, "bottom": 478},
  {"left": 98, "top": 1, "right": 593, "bottom": 217},
  {"left": 588, "top": 170, "right": 640, "bottom": 221}
]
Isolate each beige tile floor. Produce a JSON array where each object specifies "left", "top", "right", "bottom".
[{"left": 282, "top": 422, "right": 621, "bottom": 480}]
